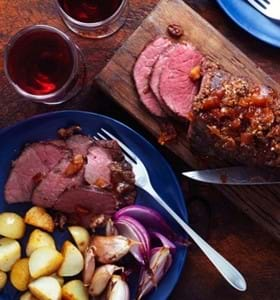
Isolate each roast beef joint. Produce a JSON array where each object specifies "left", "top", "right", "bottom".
[{"left": 133, "top": 33, "right": 280, "bottom": 167}]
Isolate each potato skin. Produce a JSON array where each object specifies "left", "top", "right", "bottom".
[
  {"left": 29, "top": 276, "right": 61, "bottom": 300},
  {"left": 0, "top": 238, "right": 21, "bottom": 272},
  {"left": 10, "top": 258, "right": 31, "bottom": 291},
  {"left": 0, "top": 271, "right": 7, "bottom": 290},
  {"left": 68, "top": 226, "right": 90, "bottom": 253},
  {"left": 0, "top": 212, "right": 26, "bottom": 239},
  {"left": 58, "top": 241, "right": 84, "bottom": 277},
  {"left": 62, "top": 280, "right": 89, "bottom": 300},
  {"left": 26, "top": 229, "right": 56, "bottom": 257},
  {"left": 24, "top": 207, "right": 54, "bottom": 233},
  {"left": 19, "top": 291, "right": 39, "bottom": 300},
  {"left": 29, "top": 247, "right": 63, "bottom": 279}
]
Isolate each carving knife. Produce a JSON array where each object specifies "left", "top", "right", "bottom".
[{"left": 182, "top": 167, "right": 280, "bottom": 185}]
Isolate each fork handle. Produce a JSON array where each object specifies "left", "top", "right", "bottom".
[{"left": 147, "top": 187, "right": 247, "bottom": 291}]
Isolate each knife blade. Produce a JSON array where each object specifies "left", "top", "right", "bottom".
[{"left": 182, "top": 167, "right": 280, "bottom": 185}]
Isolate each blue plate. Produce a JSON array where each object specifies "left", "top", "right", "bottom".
[
  {"left": 217, "top": 0, "right": 280, "bottom": 48},
  {"left": 0, "top": 111, "right": 188, "bottom": 300}
]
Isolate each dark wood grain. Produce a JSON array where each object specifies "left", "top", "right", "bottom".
[{"left": 0, "top": 1, "right": 280, "bottom": 299}]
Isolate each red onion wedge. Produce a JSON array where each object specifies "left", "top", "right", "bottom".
[
  {"left": 114, "top": 216, "right": 150, "bottom": 265},
  {"left": 137, "top": 247, "right": 172, "bottom": 300},
  {"left": 114, "top": 205, "right": 183, "bottom": 241},
  {"left": 150, "top": 231, "right": 176, "bottom": 253}
]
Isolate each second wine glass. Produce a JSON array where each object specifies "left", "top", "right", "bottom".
[{"left": 56, "top": 0, "right": 129, "bottom": 39}]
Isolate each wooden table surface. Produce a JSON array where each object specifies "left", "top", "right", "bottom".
[{"left": 0, "top": 1, "right": 280, "bottom": 299}]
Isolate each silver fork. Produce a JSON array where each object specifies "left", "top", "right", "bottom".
[
  {"left": 247, "top": 0, "right": 280, "bottom": 20},
  {"left": 94, "top": 128, "right": 247, "bottom": 292}
]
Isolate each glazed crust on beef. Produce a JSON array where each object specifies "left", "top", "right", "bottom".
[{"left": 189, "top": 60, "right": 280, "bottom": 167}]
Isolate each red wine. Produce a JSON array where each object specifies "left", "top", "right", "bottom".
[
  {"left": 58, "top": 0, "right": 122, "bottom": 23},
  {"left": 7, "top": 30, "right": 74, "bottom": 95}
]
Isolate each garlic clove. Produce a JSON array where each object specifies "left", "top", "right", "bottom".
[
  {"left": 105, "top": 219, "right": 118, "bottom": 236},
  {"left": 106, "top": 275, "right": 129, "bottom": 300},
  {"left": 92, "top": 235, "right": 139, "bottom": 264},
  {"left": 137, "top": 247, "right": 172, "bottom": 300},
  {"left": 88, "top": 264, "right": 123, "bottom": 296},
  {"left": 83, "top": 245, "right": 96, "bottom": 286}
]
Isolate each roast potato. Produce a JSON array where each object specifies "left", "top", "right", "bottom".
[
  {"left": 0, "top": 271, "right": 7, "bottom": 290},
  {"left": 20, "top": 291, "right": 39, "bottom": 300},
  {"left": 62, "top": 280, "right": 89, "bottom": 300},
  {"left": 29, "top": 246, "right": 63, "bottom": 279},
  {"left": 68, "top": 226, "right": 90, "bottom": 253},
  {"left": 24, "top": 207, "right": 54, "bottom": 233},
  {"left": 58, "top": 241, "right": 84, "bottom": 277},
  {"left": 26, "top": 229, "right": 56, "bottom": 257},
  {"left": 29, "top": 276, "right": 61, "bottom": 300},
  {"left": 50, "top": 273, "right": 64, "bottom": 286},
  {"left": 0, "top": 238, "right": 21, "bottom": 272},
  {"left": 0, "top": 212, "right": 26, "bottom": 239},
  {"left": 10, "top": 258, "right": 31, "bottom": 291}
]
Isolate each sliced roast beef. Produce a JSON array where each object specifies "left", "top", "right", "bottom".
[
  {"left": 85, "top": 140, "right": 136, "bottom": 205},
  {"left": 48, "top": 140, "right": 67, "bottom": 148},
  {"left": 66, "top": 134, "right": 93, "bottom": 156},
  {"left": 133, "top": 37, "right": 172, "bottom": 117},
  {"left": 5, "top": 125, "right": 137, "bottom": 228},
  {"left": 53, "top": 186, "right": 116, "bottom": 215},
  {"left": 31, "top": 138, "right": 136, "bottom": 217},
  {"left": 57, "top": 186, "right": 121, "bottom": 228},
  {"left": 32, "top": 156, "right": 84, "bottom": 208},
  {"left": 95, "top": 140, "right": 124, "bottom": 161},
  {"left": 150, "top": 44, "right": 175, "bottom": 115},
  {"left": 5, "top": 142, "right": 67, "bottom": 204},
  {"left": 85, "top": 144, "right": 112, "bottom": 186},
  {"left": 158, "top": 43, "right": 203, "bottom": 119},
  {"left": 84, "top": 140, "right": 124, "bottom": 186},
  {"left": 189, "top": 60, "right": 280, "bottom": 166}
]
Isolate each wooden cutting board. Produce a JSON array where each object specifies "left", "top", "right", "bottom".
[{"left": 96, "top": 0, "right": 280, "bottom": 240}]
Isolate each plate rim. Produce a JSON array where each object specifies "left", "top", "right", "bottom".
[
  {"left": 217, "top": 0, "right": 280, "bottom": 48},
  {"left": 0, "top": 110, "right": 188, "bottom": 300}
]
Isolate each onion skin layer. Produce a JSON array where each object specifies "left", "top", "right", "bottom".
[
  {"left": 114, "top": 215, "right": 150, "bottom": 265},
  {"left": 114, "top": 205, "right": 181, "bottom": 240}
]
